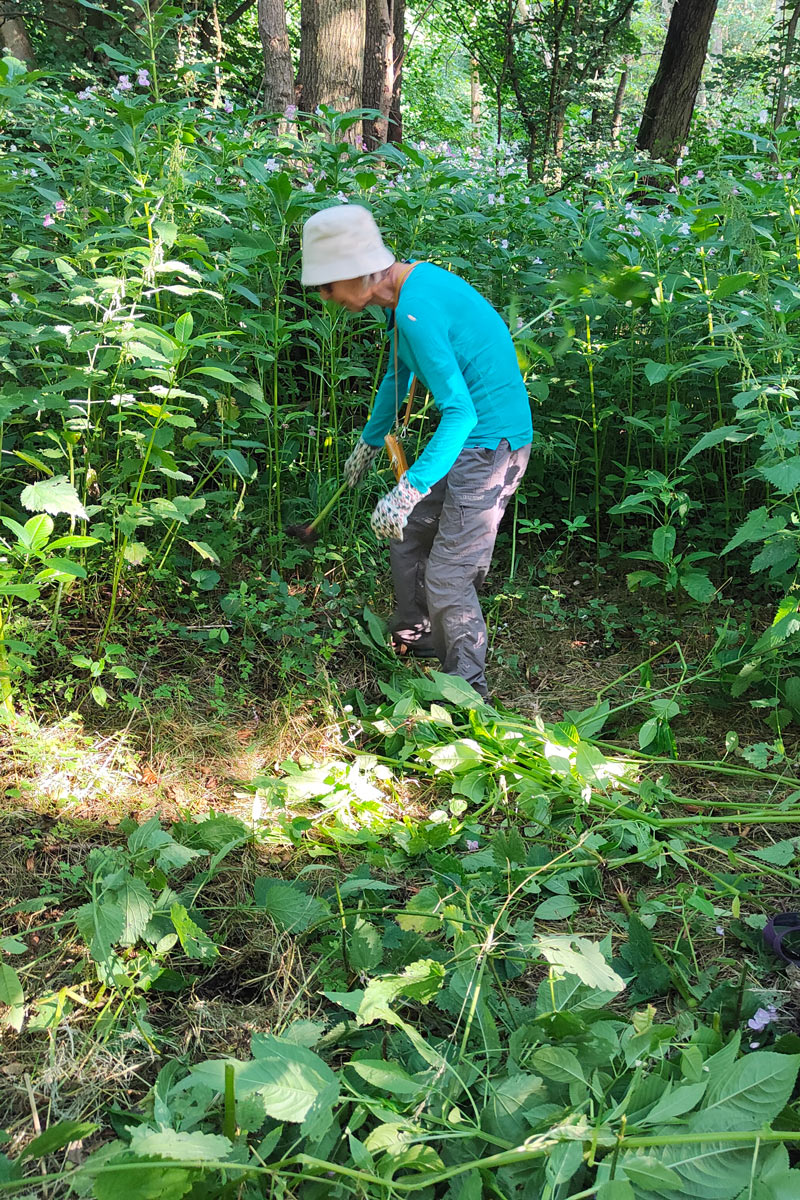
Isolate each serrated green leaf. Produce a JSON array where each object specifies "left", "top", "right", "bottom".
[
  {"left": 357, "top": 959, "right": 446, "bottom": 1024},
  {"left": 536, "top": 935, "right": 626, "bottom": 992},
  {"left": 170, "top": 903, "right": 219, "bottom": 961},
  {"left": 696, "top": 1051, "right": 800, "bottom": 1133},
  {"left": 108, "top": 875, "right": 155, "bottom": 946},
  {"left": 20, "top": 475, "right": 87, "bottom": 519},
  {"left": 253, "top": 879, "right": 330, "bottom": 933},
  {"left": 348, "top": 918, "right": 383, "bottom": 972}
]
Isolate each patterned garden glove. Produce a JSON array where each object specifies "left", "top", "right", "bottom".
[
  {"left": 370, "top": 473, "right": 427, "bottom": 542},
  {"left": 344, "top": 437, "right": 381, "bottom": 488}
]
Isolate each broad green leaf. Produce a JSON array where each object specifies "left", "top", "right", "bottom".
[
  {"left": 109, "top": 875, "right": 155, "bottom": 946},
  {"left": 681, "top": 570, "right": 716, "bottom": 603},
  {"left": 174, "top": 312, "right": 194, "bottom": 343},
  {"left": 535, "top": 893, "right": 578, "bottom": 920},
  {"left": 20, "top": 475, "right": 87, "bottom": 519},
  {"left": 22, "top": 1120, "right": 99, "bottom": 1161},
  {"left": 0, "top": 963, "right": 24, "bottom": 1030},
  {"left": 396, "top": 885, "right": 442, "bottom": 932},
  {"left": 598, "top": 1182, "right": 635, "bottom": 1200},
  {"left": 190, "top": 1035, "right": 339, "bottom": 1139},
  {"left": 695, "top": 1051, "right": 800, "bottom": 1132},
  {"left": 348, "top": 918, "right": 383, "bottom": 972},
  {"left": 621, "top": 1155, "right": 683, "bottom": 1190},
  {"left": 349, "top": 1059, "right": 423, "bottom": 1097},
  {"left": 75, "top": 899, "right": 125, "bottom": 964},
  {"left": 682, "top": 425, "right": 747, "bottom": 464},
  {"left": 536, "top": 935, "right": 625, "bottom": 992},
  {"left": 357, "top": 959, "right": 446, "bottom": 1024},
  {"left": 641, "top": 1080, "right": 708, "bottom": 1125},
  {"left": 644, "top": 360, "right": 672, "bottom": 385},
  {"left": 652, "top": 525, "right": 676, "bottom": 564},
  {"left": 253, "top": 879, "right": 330, "bottom": 933},
  {"left": 128, "top": 1126, "right": 232, "bottom": 1161},
  {"left": 425, "top": 738, "right": 484, "bottom": 773},
  {"left": 532, "top": 1046, "right": 585, "bottom": 1085},
  {"left": 170, "top": 903, "right": 219, "bottom": 961},
  {"left": 722, "top": 506, "right": 786, "bottom": 555},
  {"left": 759, "top": 457, "right": 800, "bottom": 495}
]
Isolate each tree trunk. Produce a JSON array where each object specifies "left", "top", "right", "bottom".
[
  {"left": 636, "top": 0, "right": 719, "bottom": 162},
  {"left": 258, "top": 0, "right": 294, "bottom": 117},
  {"left": 0, "top": 6, "right": 34, "bottom": 63},
  {"left": 363, "top": 0, "right": 392, "bottom": 148},
  {"left": 775, "top": 0, "right": 800, "bottom": 127},
  {"left": 611, "top": 63, "right": 628, "bottom": 143},
  {"left": 470, "top": 56, "right": 481, "bottom": 132},
  {"left": 297, "top": 0, "right": 366, "bottom": 137},
  {"left": 387, "top": 0, "right": 404, "bottom": 142}
]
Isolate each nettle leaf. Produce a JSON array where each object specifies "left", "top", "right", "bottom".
[
  {"left": 108, "top": 875, "right": 155, "bottom": 946},
  {"left": 170, "top": 903, "right": 219, "bottom": 962},
  {"left": 20, "top": 475, "right": 88, "bottom": 519},
  {"left": 536, "top": 935, "right": 625, "bottom": 993},
  {"left": 253, "top": 878, "right": 331, "bottom": 933},
  {"left": 722, "top": 506, "right": 787, "bottom": 554},
  {"left": 75, "top": 899, "right": 125, "bottom": 963},
  {"left": 759, "top": 456, "right": 800, "bottom": 495},
  {"left": 348, "top": 918, "right": 383, "bottom": 972}
]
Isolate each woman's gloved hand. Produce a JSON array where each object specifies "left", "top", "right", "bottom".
[
  {"left": 370, "top": 473, "right": 427, "bottom": 541},
  {"left": 344, "top": 437, "right": 381, "bottom": 487}
]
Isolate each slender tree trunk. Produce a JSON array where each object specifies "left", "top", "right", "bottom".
[
  {"left": 470, "top": 56, "right": 481, "bottom": 133},
  {"left": 258, "top": 0, "right": 294, "bottom": 117},
  {"left": 363, "top": 0, "right": 392, "bottom": 148},
  {"left": 636, "top": 0, "right": 719, "bottom": 162},
  {"left": 297, "top": 0, "right": 366, "bottom": 139},
  {"left": 775, "top": 0, "right": 800, "bottom": 127},
  {"left": 611, "top": 63, "right": 628, "bottom": 143},
  {"left": 387, "top": 0, "right": 404, "bottom": 142},
  {"left": 0, "top": 6, "right": 34, "bottom": 63}
]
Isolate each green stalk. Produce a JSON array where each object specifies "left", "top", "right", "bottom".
[
  {"left": 585, "top": 313, "right": 601, "bottom": 560},
  {"left": 223, "top": 1062, "right": 236, "bottom": 1141}
]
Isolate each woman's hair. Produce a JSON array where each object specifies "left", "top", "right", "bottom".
[{"left": 362, "top": 265, "right": 394, "bottom": 288}]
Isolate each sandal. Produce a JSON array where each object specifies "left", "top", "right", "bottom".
[
  {"left": 391, "top": 622, "right": 439, "bottom": 660},
  {"left": 763, "top": 912, "right": 800, "bottom": 964}
]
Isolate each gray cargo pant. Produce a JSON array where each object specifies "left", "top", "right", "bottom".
[{"left": 389, "top": 440, "right": 531, "bottom": 698}]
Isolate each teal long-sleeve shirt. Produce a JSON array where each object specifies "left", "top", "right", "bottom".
[{"left": 361, "top": 262, "right": 532, "bottom": 494}]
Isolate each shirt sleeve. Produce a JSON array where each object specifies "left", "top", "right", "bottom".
[
  {"left": 401, "top": 313, "right": 477, "bottom": 493},
  {"left": 361, "top": 349, "right": 411, "bottom": 447}
]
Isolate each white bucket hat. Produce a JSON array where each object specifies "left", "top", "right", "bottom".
[{"left": 301, "top": 204, "right": 395, "bottom": 287}]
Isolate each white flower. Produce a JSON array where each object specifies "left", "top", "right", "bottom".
[
  {"left": 679, "top": 222, "right": 691, "bottom": 235},
  {"left": 759, "top": 109, "right": 769, "bottom": 124},
  {"left": 522, "top": 196, "right": 530, "bottom": 204},
  {"left": 500, "top": 238, "right": 509, "bottom": 249},
  {"left": 10, "top": 293, "right": 19, "bottom": 305},
  {"left": 774, "top": 301, "right": 782, "bottom": 311},
  {"left": 533, "top": 256, "right": 543, "bottom": 265},
  {"left": 487, "top": 192, "right": 495, "bottom": 205},
  {"left": 264, "top": 157, "right": 279, "bottom": 171}
]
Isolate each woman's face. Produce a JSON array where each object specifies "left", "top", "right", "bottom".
[{"left": 318, "top": 276, "right": 371, "bottom": 311}]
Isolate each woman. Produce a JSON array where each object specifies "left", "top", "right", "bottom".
[{"left": 301, "top": 203, "right": 531, "bottom": 700}]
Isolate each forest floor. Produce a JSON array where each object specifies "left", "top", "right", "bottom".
[{"left": 2, "top": 585, "right": 799, "bottom": 1161}]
